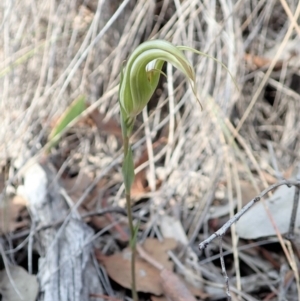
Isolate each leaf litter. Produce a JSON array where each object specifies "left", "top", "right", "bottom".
[
  {"left": 96, "top": 237, "right": 206, "bottom": 300},
  {"left": 96, "top": 238, "right": 177, "bottom": 295},
  {"left": 1, "top": 0, "right": 300, "bottom": 300}
]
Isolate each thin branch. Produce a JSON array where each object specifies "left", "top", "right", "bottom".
[
  {"left": 219, "top": 238, "right": 231, "bottom": 301},
  {"left": 199, "top": 180, "right": 300, "bottom": 249},
  {"left": 287, "top": 184, "right": 300, "bottom": 239}
]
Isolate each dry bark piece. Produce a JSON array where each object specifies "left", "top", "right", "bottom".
[{"left": 24, "top": 162, "right": 103, "bottom": 301}]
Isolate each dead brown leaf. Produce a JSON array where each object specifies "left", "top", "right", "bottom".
[
  {"left": 96, "top": 237, "right": 204, "bottom": 300},
  {"left": 143, "top": 238, "right": 177, "bottom": 270},
  {"left": 0, "top": 195, "right": 29, "bottom": 235},
  {"left": 160, "top": 269, "right": 197, "bottom": 301},
  {"left": 97, "top": 248, "right": 163, "bottom": 295},
  {"left": 96, "top": 238, "right": 178, "bottom": 295},
  {"left": 141, "top": 240, "right": 208, "bottom": 300}
]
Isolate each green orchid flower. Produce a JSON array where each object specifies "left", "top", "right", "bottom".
[{"left": 119, "top": 39, "right": 199, "bottom": 136}]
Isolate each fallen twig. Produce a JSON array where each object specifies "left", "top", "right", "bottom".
[{"left": 199, "top": 180, "right": 300, "bottom": 249}]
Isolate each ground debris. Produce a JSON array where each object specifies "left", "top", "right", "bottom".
[{"left": 23, "top": 161, "right": 102, "bottom": 301}]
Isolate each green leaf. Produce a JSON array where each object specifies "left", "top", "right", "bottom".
[
  {"left": 122, "top": 146, "right": 135, "bottom": 192},
  {"left": 47, "top": 95, "right": 86, "bottom": 150}
]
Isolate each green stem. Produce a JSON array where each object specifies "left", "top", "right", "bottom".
[{"left": 123, "top": 135, "right": 138, "bottom": 301}]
